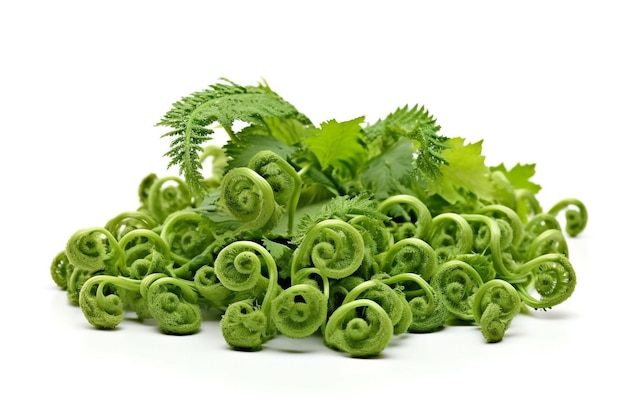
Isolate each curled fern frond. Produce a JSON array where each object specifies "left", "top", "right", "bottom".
[{"left": 157, "top": 78, "right": 311, "bottom": 200}]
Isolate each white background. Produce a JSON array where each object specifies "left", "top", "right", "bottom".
[{"left": 1, "top": 1, "right": 623, "bottom": 415}]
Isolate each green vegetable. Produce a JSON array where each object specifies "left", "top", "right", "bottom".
[
  {"left": 473, "top": 279, "right": 521, "bottom": 343},
  {"left": 51, "top": 77, "right": 588, "bottom": 357}
]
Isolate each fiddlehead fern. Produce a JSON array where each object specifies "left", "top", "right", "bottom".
[
  {"left": 381, "top": 238, "right": 438, "bottom": 281},
  {"left": 478, "top": 205, "right": 524, "bottom": 249},
  {"left": 349, "top": 215, "right": 393, "bottom": 256},
  {"left": 248, "top": 150, "right": 302, "bottom": 235},
  {"left": 382, "top": 273, "right": 446, "bottom": 333},
  {"left": 524, "top": 229, "right": 569, "bottom": 261},
  {"left": 193, "top": 265, "right": 230, "bottom": 309},
  {"left": 104, "top": 211, "right": 158, "bottom": 241},
  {"left": 117, "top": 229, "right": 172, "bottom": 279},
  {"left": 194, "top": 264, "right": 269, "bottom": 312},
  {"left": 524, "top": 213, "right": 562, "bottom": 237},
  {"left": 144, "top": 275, "right": 202, "bottom": 335},
  {"left": 455, "top": 253, "right": 496, "bottom": 283},
  {"left": 431, "top": 260, "right": 484, "bottom": 321},
  {"left": 291, "top": 219, "right": 365, "bottom": 279},
  {"left": 217, "top": 241, "right": 279, "bottom": 350},
  {"left": 67, "top": 268, "right": 93, "bottom": 306},
  {"left": 292, "top": 267, "right": 328, "bottom": 291},
  {"left": 378, "top": 194, "right": 432, "bottom": 241},
  {"left": 138, "top": 173, "right": 158, "bottom": 209},
  {"left": 472, "top": 279, "right": 521, "bottom": 343},
  {"left": 325, "top": 299, "right": 394, "bottom": 358},
  {"left": 328, "top": 276, "right": 365, "bottom": 312},
  {"left": 348, "top": 214, "right": 393, "bottom": 278},
  {"left": 461, "top": 214, "right": 522, "bottom": 281},
  {"left": 516, "top": 213, "right": 563, "bottom": 258},
  {"left": 270, "top": 284, "right": 328, "bottom": 338},
  {"left": 547, "top": 198, "right": 588, "bottom": 237},
  {"left": 428, "top": 213, "right": 473, "bottom": 261},
  {"left": 50, "top": 250, "right": 74, "bottom": 290},
  {"left": 160, "top": 210, "right": 215, "bottom": 265},
  {"left": 78, "top": 275, "right": 142, "bottom": 330},
  {"left": 220, "top": 167, "right": 279, "bottom": 231},
  {"left": 146, "top": 176, "right": 192, "bottom": 223},
  {"left": 514, "top": 188, "right": 543, "bottom": 223},
  {"left": 125, "top": 253, "right": 169, "bottom": 283},
  {"left": 214, "top": 241, "right": 265, "bottom": 292},
  {"left": 514, "top": 253, "right": 576, "bottom": 309},
  {"left": 220, "top": 300, "right": 268, "bottom": 351},
  {"left": 65, "top": 227, "right": 123, "bottom": 273},
  {"left": 342, "top": 279, "right": 407, "bottom": 335}
]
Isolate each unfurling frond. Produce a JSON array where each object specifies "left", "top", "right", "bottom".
[{"left": 157, "top": 78, "right": 311, "bottom": 200}]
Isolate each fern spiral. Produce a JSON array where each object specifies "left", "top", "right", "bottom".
[
  {"left": 325, "top": 299, "right": 394, "bottom": 358},
  {"left": 291, "top": 219, "right": 365, "bottom": 279}
]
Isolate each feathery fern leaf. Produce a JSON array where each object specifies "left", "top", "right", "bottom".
[
  {"left": 382, "top": 104, "right": 445, "bottom": 165},
  {"left": 157, "top": 78, "right": 311, "bottom": 200}
]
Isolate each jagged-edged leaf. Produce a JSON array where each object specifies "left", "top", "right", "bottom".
[
  {"left": 360, "top": 138, "right": 415, "bottom": 199},
  {"left": 223, "top": 135, "right": 297, "bottom": 171},
  {"left": 363, "top": 104, "right": 449, "bottom": 195},
  {"left": 263, "top": 117, "right": 314, "bottom": 146},
  {"left": 382, "top": 104, "right": 441, "bottom": 142},
  {"left": 426, "top": 137, "right": 494, "bottom": 204},
  {"left": 364, "top": 104, "right": 441, "bottom": 158},
  {"left": 262, "top": 237, "right": 294, "bottom": 280},
  {"left": 490, "top": 163, "right": 541, "bottom": 194},
  {"left": 303, "top": 116, "right": 368, "bottom": 181}
]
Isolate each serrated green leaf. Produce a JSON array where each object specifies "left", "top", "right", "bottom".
[
  {"left": 262, "top": 237, "right": 294, "bottom": 280},
  {"left": 303, "top": 116, "right": 368, "bottom": 181},
  {"left": 223, "top": 135, "right": 297, "bottom": 171},
  {"left": 383, "top": 104, "right": 441, "bottom": 142},
  {"left": 264, "top": 117, "right": 313, "bottom": 146},
  {"left": 363, "top": 104, "right": 441, "bottom": 161},
  {"left": 360, "top": 138, "right": 415, "bottom": 199},
  {"left": 427, "top": 137, "right": 494, "bottom": 204},
  {"left": 490, "top": 163, "right": 541, "bottom": 194}
]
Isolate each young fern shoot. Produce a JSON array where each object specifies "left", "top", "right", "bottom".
[
  {"left": 216, "top": 241, "right": 279, "bottom": 351},
  {"left": 472, "top": 280, "right": 521, "bottom": 343}
]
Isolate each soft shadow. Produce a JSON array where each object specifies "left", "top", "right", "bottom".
[{"left": 265, "top": 333, "right": 326, "bottom": 354}]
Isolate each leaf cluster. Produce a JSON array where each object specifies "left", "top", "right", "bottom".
[{"left": 157, "top": 79, "right": 543, "bottom": 217}]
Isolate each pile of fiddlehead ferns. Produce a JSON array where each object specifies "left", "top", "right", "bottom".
[{"left": 51, "top": 149, "right": 587, "bottom": 358}]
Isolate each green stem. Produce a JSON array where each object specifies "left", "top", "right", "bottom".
[{"left": 223, "top": 124, "right": 239, "bottom": 144}]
